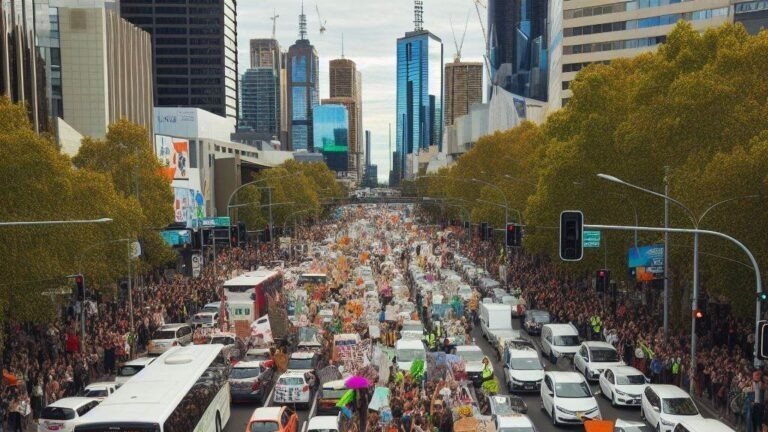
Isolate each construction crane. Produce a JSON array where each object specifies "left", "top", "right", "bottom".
[
  {"left": 316, "top": 3, "right": 327, "bottom": 34},
  {"left": 269, "top": 10, "right": 279, "bottom": 40},
  {"left": 450, "top": 12, "right": 470, "bottom": 62}
]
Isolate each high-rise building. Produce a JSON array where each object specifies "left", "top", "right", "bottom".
[
  {"left": 0, "top": 0, "right": 48, "bottom": 133},
  {"left": 286, "top": 4, "right": 319, "bottom": 151},
  {"left": 488, "top": 0, "right": 549, "bottom": 102},
  {"left": 365, "top": 130, "right": 371, "bottom": 168},
  {"left": 549, "top": 0, "right": 730, "bottom": 111},
  {"left": 733, "top": 1, "right": 768, "bottom": 34},
  {"left": 328, "top": 58, "right": 363, "bottom": 181},
  {"left": 395, "top": 1, "right": 443, "bottom": 181},
  {"left": 240, "top": 39, "right": 282, "bottom": 142},
  {"left": 444, "top": 61, "right": 483, "bottom": 127},
  {"left": 313, "top": 104, "right": 348, "bottom": 173},
  {"left": 120, "top": 0, "right": 238, "bottom": 120}
]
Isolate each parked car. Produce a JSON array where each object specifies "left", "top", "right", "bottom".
[
  {"left": 495, "top": 413, "right": 535, "bottom": 432},
  {"left": 615, "top": 419, "right": 653, "bottom": 432},
  {"left": 245, "top": 406, "right": 298, "bottom": 432},
  {"left": 115, "top": 357, "right": 155, "bottom": 385},
  {"left": 673, "top": 418, "right": 735, "bottom": 432},
  {"left": 38, "top": 397, "right": 100, "bottom": 432},
  {"left": 229, "top": 360, "right": 276, "bottom": 404},
  {"left": 306, "top": 415, "right": 341, "bottom": 432},
  {"left": 523, "top": 310, "right": 551, "bottom": 335},
  {"left": 503, "top": 344, "right": 544, "bottom": 393},
  {"left": 455, "top": 345, "right": 487, "bottom": 386},
  {"left": 191, "top": 311, "right": 218, "bottom": 329},
  {"left": 488, "top": 394, "right": 527, "bottom": 415},
  {"left": 641, "top": 385, "right": 703, "bottom": 432},
  {"left": 540, "top": 371, "right": 601, "bottom": 426},
  {"left": 598, "top": 366, "right": 647, "bottom": 407},
  {"left": 273, "top": 371, "right": 315, "bottom": 409},
  {"left": 81, "top": 382, "right": 119, "bottom": 401},
  {"left": 286, "top": 351, "right": 321, "bottom": 374},
  {"left": 573, "top": 341, "right": 625, "bottom": 381},
  {"left": 244, "top": 347, "right": 271, "bottom": 362},
  {"left": 147, "top": 323, "right": 192, "bottom": 355},
  {"left": 540, "top": 323, "right": 579, "bottom": 363}
]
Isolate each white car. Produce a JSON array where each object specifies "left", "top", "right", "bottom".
[
  {"left": 504, "top": 345, "right": 544, "bottom": 393},
  {"left": 273, "top": 371, "right": 314, "bottom": 409},
  {"left": 191, "top": 311, "right": 218, "bottom": 328},
  {"left": 573, "top": 341, "right": 625, "bottom": 381},
  {"left": 115, "top": 357, "right": 155, "bottom": 385},
  {"left": 615, "top": 419, "right": 654, "bottom": 432},
  {"left": 673, "top": 418, "right": 735, "bottom": 432},
  {"left": 81, "top": 382, "right": 119, "bottom": 401},
  {"left": 147, "top": 323, "right": 192, "bottom": 355},
  {"left": 455, "top": 345, "right": 487, "bottom": 386},
  {"left": 38, "top": 397, "right": 100, "bottom": 432},
  {"left": 641, "top": 385, "right": 703, "bottom": 432},
  {"left": 495, "top": 413, "right": 535, "bottom": 432},
  {"left": 598, "top": 366, "right": 647, "bottom": 407},
  {"left": 540, "top": 371, "right": 601, "bottom": 426},
  {"left": 306, "top": 415, "right": 341, "bottom": 432}
]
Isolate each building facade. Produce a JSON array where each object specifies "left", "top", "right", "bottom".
[
  {"left": 444, "top": 61, "right": 483, "bottom": 127},
  {"left": 120, "top": 0, "right": 238, "bottom": 120},
  {"left": 549, "top": 0, "right": 730, "bottom": 110},
  {"left": 240, "top": 38, "right": 282, "bottom": 141},
  {"left": 395, "top": 30, "right": 443, "bottom": 181},
  {"left": 329, "top": 58, "right": 363, "bottom": 181},
  {"left": 0, "top": 0, "right": 48, "bottom": 133},
  {"left": 312, "top": 104, "right": 348, "bottom": 173},
  {"left": 733, "top": 0, "right": 768, "bottom": 34},
  {"left": 488, "top": 0, "right": 549, "bottom": 101}
]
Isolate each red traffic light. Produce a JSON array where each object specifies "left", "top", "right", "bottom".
[
  {"left": 694, "top": 309, "right": 704, "bottom": 319},
  {"left": 75, "top": 275, "right": 83, "bottom": 284},
  {"left": 507, "top": 224, "right": 515, "bottom": 231},
  {"left": 598, "top": 271, "right": 606, "bottom": 277}
]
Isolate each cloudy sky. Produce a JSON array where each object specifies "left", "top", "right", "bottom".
[{"left": 238, "top": 0, "right": 486, "bottom": 182}]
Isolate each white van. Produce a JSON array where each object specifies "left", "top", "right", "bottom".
[
  {"left": 540, "top": 323, "right": 580, "bottom": 363},
  {"left": 479, "top": 303, "right": 513, "bottom": 341},
  {"left": 147, "top": 323, "right": 193, "bottom": 355},
  {"left": 394, "top": 339, "right": 426, "bottom": 373},
  {"left": 115, "top": 357, "right": 155, "bottom": 385}
]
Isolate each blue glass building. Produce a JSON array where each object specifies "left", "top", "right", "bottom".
[
  {"left": 488, "top": 0, "right": 548, "bottom": 101},
  {"left": 395, "top": 30, "right": 443, "bottom": 180},
  {"left": 313, "top": 104, "right": 349, "bottom": 173}
]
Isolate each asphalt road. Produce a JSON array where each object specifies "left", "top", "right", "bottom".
[{"left": 226, "top": 389, "right": 314, "bottom": 432}]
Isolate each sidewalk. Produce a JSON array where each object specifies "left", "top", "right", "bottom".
[{"left": 692, "top": 392, "right": 740, "bottom": 430}]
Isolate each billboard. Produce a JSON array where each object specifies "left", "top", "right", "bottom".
[
  {"left": 155, "top": 135, "right": 189, "bottom": 180},
  {"left": 173, "top": 187, "right": 205, "bottom": 225},
  {"left": 628, "top": 244, "right": 665, "bottom": 282}
]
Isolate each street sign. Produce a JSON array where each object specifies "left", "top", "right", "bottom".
[
  {"left": 583, "top": 230, "right": 601, "bottom": 248},
  {"left": 199, "top": 216, "right": 231, "bottom": 227}
]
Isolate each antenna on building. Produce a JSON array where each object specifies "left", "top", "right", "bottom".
[
  {"left": 299, "top": 0, "right": 307, "bottom": 40},
  {"left": 414, "top": 0, "right": 424, "bottom": 31},
  {"left": 450, "top": 11, "right": 470, "bottom": 62},
  {"left": 270, "top": 9, "right": 280, "bottom": 40}
]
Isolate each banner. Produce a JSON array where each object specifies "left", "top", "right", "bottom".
[
  {"left": 628, "top": 244, "right": 665, "bottom": 281},
  {"left": 155, "top": 135, "right": 189, "bottom": 180}
]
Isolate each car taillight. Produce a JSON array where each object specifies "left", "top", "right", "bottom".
[
  {"left": 302, "top": 385, "right": 309, "bottom": 392},
  {"left": 252, "top": 381, "right": 260, "bottom": 391},
  {"left": 172, "top": 341, "right": 178, "bottom": 346}
]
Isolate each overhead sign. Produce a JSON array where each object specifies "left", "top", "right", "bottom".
[
  {"left": 583, "top": 230, "right": 601, "bottom": 248},
  {"left": 200, "top": 217, "right": 231, "bottom": 227}
]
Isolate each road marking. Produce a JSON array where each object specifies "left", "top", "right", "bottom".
[{"left": 264, "top": 387, "right": 275, "bottom": 407}]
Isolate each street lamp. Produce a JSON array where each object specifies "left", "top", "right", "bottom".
[
  {"left": 0, "top": 217, "right": 113, "bottom": 226},
  {"left": 598, "top": 172, "right": 761, "bottom": 390}
]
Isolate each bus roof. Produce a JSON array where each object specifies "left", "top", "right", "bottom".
[
  {"left": 76, "top": 345, "right": 224, "bottom": 425},
  {"left": 300, "top": 273, "right": 327, "bottom": 277},
  {"left": 224, "top": 269, "right": 280, "bottom": 287}
]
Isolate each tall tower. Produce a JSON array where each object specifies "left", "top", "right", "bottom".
[
  {"left": 395, "top": 0, "right": 443, "bottom": 180},
  {"left": 120, "top": 0, "right": 239, "bottom": 120},
  {"left": 241, "top": 39, "right": 282, "bottom": 139},
  {"left": 444, "top": 61, "right": 483, "bottom": 126},
  {"left": 328, "top": 57, "right": 363, "bottom": 182},
  {"left": 286, "top": 2, "right": 319, "bottom": 151}
]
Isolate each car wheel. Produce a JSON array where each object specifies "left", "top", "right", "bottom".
[
  {"left": 640, "top": 407, "right": 645, "bottom": 420},
  {"left": 215, "top": 413, "right": 222, "bottom": 432},
  {"left": 611, "top": 392, "right": 618, "bottom": 408},
  {"left": 551, "top": 407, "right": 559, "bottom": 427},
  {"left": 656, "top": 424, "right": 661, "bottom": 432}
]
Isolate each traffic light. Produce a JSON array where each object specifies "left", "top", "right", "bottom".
[
  {"left": 74, "top": 274, "right": 85, "bottom": 301},
  {"left": 506, "top": 223, "right": 522, "bottom": 247},
  {"left": 237, "top": 222, "right": 247, "bottom": 246},
  {"left": 693, "top": 309, "right": 704, "bottom": 320},
  {"left": 758, "top": 292, "right": 768, "bottom": 302},
  {"left": 263, "top": 225, "right": 271, "bottom": 242},
  {"left": 480, "top": 222, "right": 488, "bottom": 241},
  {"left": 758, "top": 321, "right": 768, "bottom": 359},
  {"left": 485, "top": 225, "right": 494, "bottom": 242},
  {"left": 559, "top": 210, "right": 584, "bottom": 261},
  {"left": 596, "top": 269, "right": 610, "bottom": 294},
  {"left": 229, "top": 225, "right": 238, "bottom": 247}
]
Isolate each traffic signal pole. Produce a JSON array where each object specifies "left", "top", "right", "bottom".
[{"left": 584, "top": 223, "right": 763, "bottom": 376}]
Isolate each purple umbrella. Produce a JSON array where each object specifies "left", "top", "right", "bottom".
[{"left": 345, "top": 375, "right": 370, "bottom": 389}]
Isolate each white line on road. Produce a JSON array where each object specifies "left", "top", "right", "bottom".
[{"left": 264, "top": 387, "right": 275, "bottom": 407}]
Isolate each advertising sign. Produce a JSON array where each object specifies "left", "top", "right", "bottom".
[
  {"left": 155, "top": 135, "right": 189, "bottom": 180},
  {"left": 628, "top": 244, "right": 665, "bottom": 281},
  {"left": 161, "top": 230, "right": 191, "bottom": 247}
]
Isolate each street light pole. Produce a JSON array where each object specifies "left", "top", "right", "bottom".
[
  {"left": 0, "top": 217, "right": 113, "bottom": 226},
  {"left": 664, "top": 166, "right": 670, "bottom": 338}
]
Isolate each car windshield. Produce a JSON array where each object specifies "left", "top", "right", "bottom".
[
  {"left": 617, "top": 374, "right": 646, "bottom": 385},
  {"left": 663, "top": 397, "right": 699, "bottom": 415},
  {"left": 510, "top": 357, "right": 542, "bottom": 370},
  {"left": 245, "top": 352, "right": 269, "bottom": 361},
  {"left": 195, "top": 315, "right": 214, "bottom": 322},
  {"left": 397, "top": 348, "right": 425, "bottom": 362},
  {"left": 230, "top": 367, "right": 261, "bottom": 379},
  {"left": 555, "top": 381, "right": 592, "bottom": 398},
  {"left": 250, "top": 421, "right": 279, "bottom": 432},
  {"left": 531, "top": 312, "right": 550, "bottom": 323},
  {"left": 591, "top": 348, "right": 619, "bottom": 362},
  {"left": 492, "top": 398, "right": 517, "bottom": 415},
  {"left": 151, "top": 330, "right": 176, "bottom": 340},
  {"left": 287, "top": 357, "right": 314, "bottom": 370},
  {"left": 117, "top": 365, "right": 144, "bottom": 377},
  {"left": 210, "top": 337, "right": 233, "bottom": 345},
  {"left": 278, "top": 377, "right": 305, "bottom": 386},
  {"left": 458, "top": 350, "right": 485, "bottom": 362},
  {"left": 201, "top": 306, "right": 218, "bottom": 313},
  {"left": 402, "top": 323, "right": 423, "bottom": 332},
  {"left": 84, "top": 389, "right": 108, "bottom": 397},
  {"left": 554, "top": 335, "right": 579, "bottom": 346},
  {"left": 41, "top": 406, "right": 76, "bottom": 420}
]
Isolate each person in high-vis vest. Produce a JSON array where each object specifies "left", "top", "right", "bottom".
[
  {"left": 426, "top": 331, "right": 437, "bottom": 351},
  {"left": 671, "top": 357, "right": 681, "bottom": 387},
  {"left": 480, "top": 357, "right": 498, "bottom": 395},
  {"left": 589, "top": 315, "right": 602, "bottom": 341}
]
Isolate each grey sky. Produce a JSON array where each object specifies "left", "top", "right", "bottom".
[{"left": 237, "top": 0, "right": 486, "bottom": 182}]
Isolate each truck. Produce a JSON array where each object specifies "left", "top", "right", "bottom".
[{"left": 479, "top": 303, "right": 512, "bottom": 345}]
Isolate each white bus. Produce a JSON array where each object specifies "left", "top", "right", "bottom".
[{"left": 74, "top": 345, "right": 231, "bottom": 432}]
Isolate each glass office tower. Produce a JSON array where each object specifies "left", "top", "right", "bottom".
[
  {"left": 313, "top": 104, "right": 349, "bottom": 173},
  {"left": 395, "top": 30, "right": 443, "bottom": 180}
]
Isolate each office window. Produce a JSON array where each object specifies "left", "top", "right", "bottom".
[
  {"left": 291, "top": 55, "right": 307, "bottom": 83},
  {"left": 292, "top": 88, "right": 307, "bottom": 120}
]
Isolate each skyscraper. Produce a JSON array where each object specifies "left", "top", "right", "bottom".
[
  {"left": 120, "top": 0, "right": 238, "bottom": 120},
  {"left": 286, "top": 4, "right": 319, "bottom": 151},
  {"left": 444, "top": 61, "right": 483, "bottom": 127},
  {"left": 313, "top": 104, "right": 348, "bottom": 173},
  {"left": 395, "top": 1, "right": 443, "bottom": 181},
  {"left": 328, "top": 58, "right": 363, "bottom": 181},
  {"left": 240, "top": 39, "right": 281, "bottom": 140},
  {"left": 488, "top": 0, "right": 549, "bottom": 101}
]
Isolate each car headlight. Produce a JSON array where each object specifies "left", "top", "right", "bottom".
[
  {"left": 614, "top": 389, "right": 628, "bottom": 397},
  {"left": 660, "top": 417, "right": 675, "bottom": 426},
  {"left": 585, "top": 407, "right": 600, "bottom": 415},
  {"left": 556, "top": 406, "right": 577, "bottom": 415},
  {"left": 510, "top": 377, "right": 522, "bottom": 384}
]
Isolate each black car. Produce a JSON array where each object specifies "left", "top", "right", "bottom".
[{"left": 523, "top": 310, "right": 551, "bottom": 335}]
